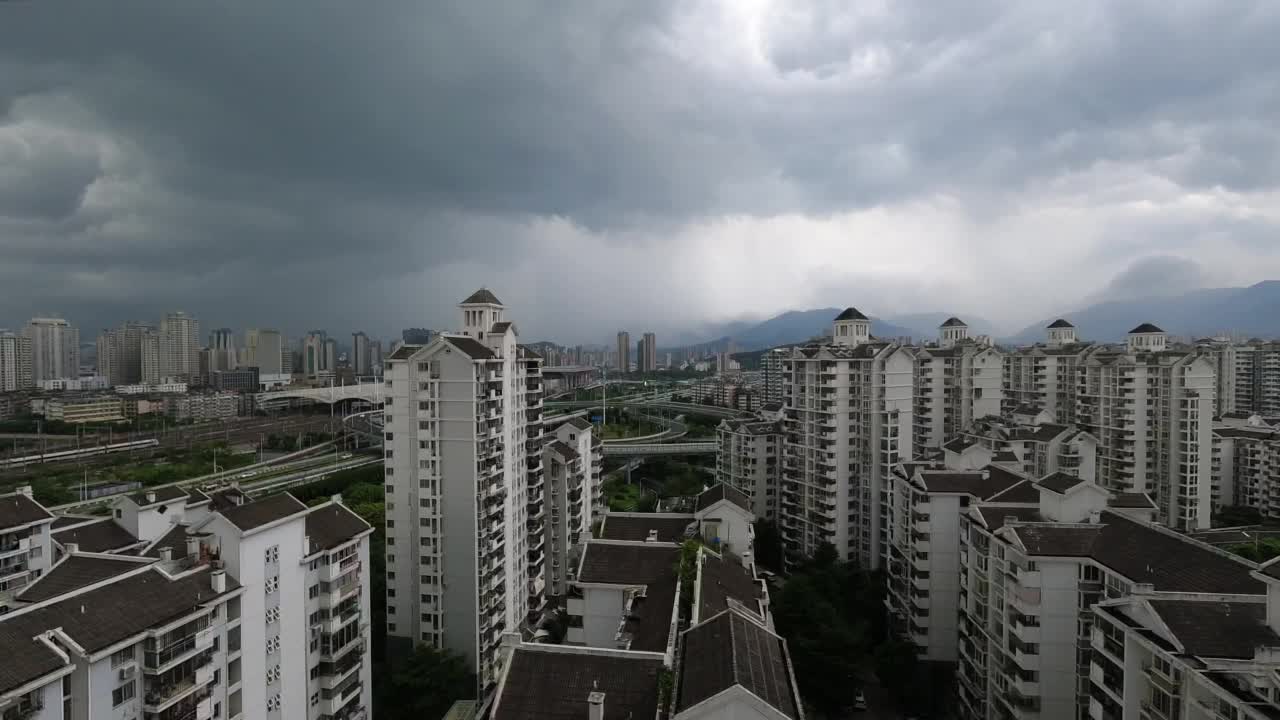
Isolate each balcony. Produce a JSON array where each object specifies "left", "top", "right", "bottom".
[
  {"left": 320, "top": 576, "right": 362, "bottom": 609},
  {"left": 145, "top": 626, "right": 216, "bottom": 673},
  {"left": 0, "top": 536, "right": 30, "bottom": 560},
  {"left": 319, "top": 646, "right": 365, "bottom": 689},
  {"left": 319, "top": 554, "right": 362, "bottom": 583},
  {"left": 143, "top": 654, "right": 215, "bottom": 712},
  {"left": 145, "top": 691, "right": 212, "bottom": 720},
  {"left": 318, "top": 676, "right": 364, "bottom": 718},
  {"left": 0, "top": 699, "right": 42, "bottom": 720}
]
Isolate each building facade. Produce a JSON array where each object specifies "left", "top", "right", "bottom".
[
  {"left": 616, "top": 332, "right": 631, "bottom": 373},
  {"left": 159, "top": 312, "right": 201, "bottom": 379},
  {"left": 351, "top": 333, "right": 370, "bottom": 376},
  {"left": 1234, "top": 342, "right": 1280, "bottom": 417},
  {"left": 542, "top": 418, "right": 602, "bottom": 597},
  {"left": 716, "top": 418, "right": 782, "bottom": 521},
  {"left": 23, "top": 318, "right": 79, "bottom": 384},
  {"left": 912, "top": 318, "right": 1004, "bottom": 457},
  {"left": 382, "top": 288, "right": 546, "bottom": 693},
  {"left": 0, "top": 330, "right": 34, "bottom": 392}
]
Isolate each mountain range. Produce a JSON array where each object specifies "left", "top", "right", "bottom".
[{"left": 687, "top": 281, "right": 1280, "bottom": 352}]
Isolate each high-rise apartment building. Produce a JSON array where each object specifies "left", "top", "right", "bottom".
[
  {"left": 382, "top": 289, "right": 546, "bottom": 693},
  {"left": 779, "top": 307, "right": 914, "bottom": 569},
  {"left": 542, "top": 418, "right": 602, "bottom": 597},
  {"left": 1234, "top": 341, "right": 1280, "bottom": 416},
  {"left": 716, "top": 418, "right": 783, "bottom": 520},
  {"left": 912, "top": 318, "right": 1004, "bottom": 457},
  {"left": 637, "top": 332, "right": 657, "bottom": 373},
  {"left": 616, "top": 331, "right": 631, "bottom": 372},
  {"left": 1002, "top": 319, "right": 1091, "bottom": 423},
  {"left": 1196, "top": 337, "right": 1238, "bottom": 416},
  {"left": 159, "top": 311, "right": 200, "bottom": 378},
  {"left": 96, "top": 321, "right": 156, "bottom": 386},
  {"left": 761, "top": 348, "right": 788, "bottom": 407},
  {"left": 1075, "top": 324, "right": 1216, "bottom": 530},
  {"left": 208, "top": 327, "right": 237, "bottom": 371},
  {"left": 369, "top": 341, "right": 383, "bottom": 377},
  {"left": 1212, "top": 417, "right": 1280, "bottom": 519},
  {"left": 250, "top": 329, "right": 284, "bottom": 377},
  {"left": 351, "top": 332, "right": 370, "bottom": 375},
  {"left": 302, "top": 332, "right": 327, "bottom": 378},
  {"left": 0, "top": 330, "right": 34, "bottom": 392},
  {"left": 401, "top": 328, "right": 432, "bottom": 345},
  {"left": 323, "top": 339, "right": 337, "bottom": 374},
  {"left": 23, "top": 317, "right": 79, "bottom": 383},
  {"left": 141, "top": 330, "right": 161, "bottom": 384}
]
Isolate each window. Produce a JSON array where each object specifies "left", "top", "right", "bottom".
[
  {"left": 310, "top": 693, "right": 319, "bottom": 707},
  {"left": 265, "top": 576, "right": 279, "bottom": 594},
  {"left": 264, "top": 545, "right": 279, "bottom": 564},
  {"left": 266, "top": 665, "right": 281, "bottom": 683},
  {"left": 266, "top": 636, "right": 281, "bottom": 653},
  {"left": 111, "top": 647, "right": 134, "bottom": 667},
  {"left": 112, "top": 681, "right": 136, "bottom": 707},
  {"left": 266, "top": 694, "right": 281, "bottom": 712},
  {"left": 115, "top": 509, "right": 122, "bottom": 519},
  {"left": 309, "top": 584, "right": 319, "bottom": 599}
]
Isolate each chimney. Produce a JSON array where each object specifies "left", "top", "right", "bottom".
[
  {"left": 1088, "top": 510, "right": 1101, "bottom": 524},
  {"left": 159, "top": 547, "right": 173, "bottom": 562},
  {"left": 587, "top": 691, "right": 605, "bottom": 720},
  {"left": 646, "top": 529, "right": 659, "bottom": 543},
  {"left": 146, "top": 491, "right": 156, "bottom": 504},
  {"left": 211, "top": 569, "right": 226, "bottom": 593},
  {"left": 64, "top": 542, "right": 79, "bottom": 555},
  {"left": 17, "top": 485, "right": 33, "bottom": 498},
  {"left": 186, "top": 536, "right": 200, "bottom": 559}
]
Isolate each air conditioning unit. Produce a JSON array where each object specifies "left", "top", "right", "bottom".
[{"left": 118, "top": 665, "right": 136, "bottom": 681}]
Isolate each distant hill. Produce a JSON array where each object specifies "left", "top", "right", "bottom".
[
  {"left": 1007, "top": 281, "right": 1280, "bottom": 344},
  {"left": 883, "top": 312, "right": 998, "bottom": 339},
  {"left": 693, "top": 307, "right": 922, "bottom": 352}
]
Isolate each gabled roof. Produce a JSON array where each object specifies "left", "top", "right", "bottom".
[
  {"left": 0, "top": 491, "right": 53, "bottom": 530},
  {"left": 461, "top": 288, "right": 502, "bottom": 305},
  {"left": 985, "top": 480, "right": 1041, "bottom": 504},
  {"left": 305, "top": 502, "right": 372, "bottom": 553},
  {"left": 493, "top": 647, "right": 663, "bottom": 720},
  {"left": 443, "top": 335, "right": 496, "bottom": 360},
  {"left": 940, "top": 317, "right": 968, "bottom": 328},
  {"left": 834, "top": 307, "right": 868, "bottom": 322},
  {"left": 696, "top": 484, "right": 752, "bottom": 514},
  {"left": 52, "top": 518, "right": 140, "bottom": 553},
  {"left": 697, "top": 552, "right": 765, "bottom": 622},
  {"left": 1037, "top": 472, "right": 1088, "bottom": 494},
  {"left": 974, "top": 506, "right": 1042, "bottom": 532},
  {"left": 186, "top": 488, "right": 211, "bottom": 505},
  {"left": 1130, "top": 323, "right": 1165, "bottom": 334},
  {"left": 217, "top": 492, "right": 308, "bottom": 532},
  {"left": 127, "top": 485, "right": 188, "bottom": 507},
  {"left": 1047, "top": 319, "right": 1075, "bottom": 329},
  {"left": 490, "top": 321, "right": 515, "bottom": 334},
  {"left": 142, "top": 523, "right": 195, "bottom": 559},
  {"left": 577, "top": 542, "right": 679, "bottom": 586},
  {"left": 599, "top": 514, "right": 694, "bottom": 543},
  {"left": 915, "top": 467, "right": 1025, "bottom": 500},
  {"left": 16, "top": 554, "right": 151, "bottom": 603},
  {"left": 563, "top": 417, "right": 593, "bottom": 432},
  {"left": 677, "top": 610, "right": 800, "bottom": 719},
  {"left": 1148, "top": 600, "right": 1280, "bottom": 659},
  {"left": 388, "top": 344, "right": 421, "bottom": 360},
  {"left": 1109, "top": 492, "right": 1157, "bottom": 510},
  {"left": 548, "top": 440, "right": 580, "bottom": 461}
]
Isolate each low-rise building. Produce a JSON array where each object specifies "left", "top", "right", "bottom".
[
  {"left": 41, "top": 394, "right": 126, "bottom": 424},
  {"left": 166, "top": 392, "right": 239, "bottom": 422}
]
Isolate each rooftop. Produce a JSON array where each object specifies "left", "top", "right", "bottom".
[
  {"left": 16, "top": 553, "right": 151, "bottom": 603},
  {"left": 1108, "top": 492, "right": 1157, "bottom": 510},
  {"left": 461, "top": 288, "right": 503, "bottom": 306},
  {"left": 217, "top": 492, "right": 308, "bottom": 532},
  {"left": 443, "top": 335, "right": 496, "bottom": 360},
  {"left": 914, "top": 465, "right": 1026, "bottom": 500},
  {"left": 1047, "top": 319, "right": 1075, "bottom": 329},
  {"left": 1149, "top": 599, "right": 1280, "bottom": 659},
  {"left": 598, "top": 514, "right": 694, "bottom": 543},
  {"left": 0, "top": 491, "right": 53, "bottom": 530},
  {"left": 974, "top": 506, "right": 1042, "bottom": 532},
  {"left": 940, "top": 317, "right": 968, "bottom": 328},
  {"left": 493, "top": 647, "right": 663, "bottom": 720},
  {"left": 387, "top": 344, "right": 421, "bottom": 361},
  {"left": 677, "top": 610, "right": 800, "bottom": 719},
  {"left": 141, "top": 523, "right": 196, "bottom": 559},
  {"left": 305, "top": 502, "right": 372, "bottom": 553},
  {"left": 578, "top": 542, "right": 680, "bottom": 586},
  {"left": 126, "top": 485, "right": 188, "bottom": 507},
  {"left": 1037, "top": 471, "right": 1088, "bottom": 494},
  {"left": 697, "top": 551, "right": 765, "bottom": 621},
  {"left": 834, "top": 307, "right": 868, "bottom": 322},
  {"left": 548, "top": 440, "right": 580, "bottom": 461},
  {"left": 52, "top": 518, "right": 140, "bottom": 553},
  {"left": 696, "top": 484, "right": 753, "bottom": 514},
  {"left": 1130, "top": 322, "right": 1165, "bottom": 334},
  {"left": 984, "top": 480, "right": 1041, "bottom": 504}
]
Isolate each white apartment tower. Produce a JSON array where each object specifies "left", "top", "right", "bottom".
[
  {"left": 1076, "top": 323, "right": 1216, "bottom": 530},
  {"left": 913, "top": 318, "right": 1004, "bottom": 457},
  {"left": 1234, "top": 341, "right": 1280, "bottom": 417},
  {"left": 159, "top": 312, "right": 201, "bottom": 378},
  {"left": 23, "top": 317, "right": 79, "bottom": 383},
  {"left": 716, "top": 419, "right": 783, "bottom": 521},
  {"left": 542, "top": 418, "right": 602, "bottom": 597},
  {"left": 0, "top": 330, "right": 34, "bottom": 392},
  {"left": 351, "top": 333, "right": 370, "bottom": 376},
  {"left": 1003, "top": 320, "right": 1091, "bottom": 424},
  {"left": 779, "top": 307, "right": 914, "bottom": 569},
  {"left": 382, "top": 289, "right": 546, "bottom": 694}
]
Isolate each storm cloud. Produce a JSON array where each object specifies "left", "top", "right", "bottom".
[{"left": 3, "top": 0, "right": 1280, "bottom": 343}]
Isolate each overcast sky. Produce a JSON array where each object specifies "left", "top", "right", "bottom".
[{"left": 3, "top": 1, "right": 1280, "bottom": 345}]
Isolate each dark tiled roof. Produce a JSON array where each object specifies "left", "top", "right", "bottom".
[
  {"left": 985, "top": 480, "right": 1041, "bottom": 504},
  {"left": 678, "top": 610, "right": 799, "bottom": 719},
  {"left": 991, "top": 451, "right": 1020, "bottom": 462},
  {"left": 1149, "top": 600, "right": 1280, "bottom": 658},
  {"left": 462, "top": 288, "right": 502, "bottom": 305},
  {"left": 1213, "top": 427, "right": 1279, "bottom": 440},
  {"left": 1015, "top": 512, "right": 1264, "bottom": 594},
  {"left": 206, "top": 487, "right": 248, "bottom": 514},
  {"left": 564, "top": 417, "right": 593, "bottom": 431},
  {"left": 186, "top": 488, "right": 211, "bottom": 505},
  {"left": 698, "top": 552, "right": 764, "bottom": 621},
  {"left": 943, "top": 437, "right": 976, "bottom": 453},
  {"left": 387, "top": 344, "right": 421, "bottom": 360},
  {"left": 1010, "top": 423, "right": 1069, "bottom": 442},
  {"left": 443, "top": 335, "right": 496, "bottom": 360},
  {"left": 218, "top": 492, "right": 308, "bottom": 532},
  {"left": 490, "top": 321, "right": 514, "bottom": 334},
  {"left": 305, "top": 502, "right": 372, "bottom": 552},
  {"left": 1109, "top": 492, "right": 1157, "bottom": 509},
  {"left": 916, "top": 468, "right": 1022, "bottom": 500},
  {"left": 52, "top": 519, "right": 140, "bottom": 553},
  {"left": 51, "top": 514, "right": 95, "bottom": 530},
  {"left": 0, "top": 567, "right": 238, "bottom": 694},
  {"left": 599, "top": 515, "right": 694, "bottom": 543},
  {"left": 549, "top": 440, "right": 580, "bottom": 461},
  {"left": 623, "top": 568, "right": 678, "bottom": 653},
  {"left": 1130, "top": 323, "right": 1164, "bottom": 334},
  {"left": 696, "top": 484, "right": 752, "bottom": 514},
  {"left": 0, "top": 492, "right": 53, "bottom": 530},
  {"left": 142, "top": 524, "right": 193, "bottom": 559},
  {"left": 578, "top": 542, "right": 679, "bottom": 586},
  {"left": 494, "top": 647, "right": 663, "bottom": 720},
  {"left": 1047, "top": 319, "right": 1075, "bottom": 329},
  {"left": 127, "top": 485, "right": 188, "bottom": 507},
  {"left": 1037, "top": 472, "right": 1087, "bottom": 494},
  {"left": 17, "top": 554, "right": 150, "bottom": 603},
  {"left": 1012, "top": 403, "right": 1044, "bottom": 416},
  {"left": 518, "top": 344, "right": 543, "bottom": 360},
  {"left": 974, "top": 506, "right": 1042, "bottom": 532},
  {"left": 940, "top": 317, "right": 968, "bottom": 328},
  {"left": 834, "top": 307, "right": 868, "bottom": 321}
]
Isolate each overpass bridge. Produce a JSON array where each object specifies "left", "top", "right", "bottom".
[
  {"left": 257, "top": 383, "right": 383, "bottom": 407},
  {"left": 602, "top": 442, "right": 717, "bottom": 457}
]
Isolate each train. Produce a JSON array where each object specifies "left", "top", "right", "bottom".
[{"left": 0, "top": 438, "right": 162, "bottom": 469}]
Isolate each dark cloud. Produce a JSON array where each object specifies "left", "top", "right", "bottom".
[
  {"left": 1096, "top": 255, "right": 1209, "bottom": 302},
  {"left": 2, "top": 1, "right": 1280, "bottom": 343}
]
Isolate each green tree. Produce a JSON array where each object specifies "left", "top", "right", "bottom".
[
  {"left": 774, "top": 571, "right": 867, "bottom": 713},
  {"left": 874, "top": 639, "right": 920, "bottom": 708},
  {"left": 1229, "top": 537, "right": 1280, "bottom": 562},
  {"left": 376, "top": 645, "right": 476, "bottom": 720},
  {"left": 32, "top": 478, "right": 77, "bottom": 506},
  {"left": 752, "top": 520, "right": 783, "bottom": 572}
]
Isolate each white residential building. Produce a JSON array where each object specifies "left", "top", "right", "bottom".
[
  {"left": 160, "top": 312, "right": 201, "bottom": 379},
  {"left": 955, "top": 413, "right": 1099, "bottom": 484},
  {"left": 762, "top": 348, "right": 788, "bottom": 407},
  {"left": 1075, "top": 324, "right": 1216, "bottom": 530},
  {"left": 1212, "top": 418, "right": 1280, "bottom": 519},
  {"left": 912, "top": 318, "right": 1004, "bottom": 457},
  {"left": 1003, "top": 320, "right": 1092, "bottom": 424},
  {"left": 381, "top": 288, "right": 546, "bottom": 692},
  {"left": 0, "top": 487, "right": 373, "bottom": 720},
  {"left": 716, "top": 418, "right": 783, "bottom": 521},
  {"left": 0, "top": 487, "right": 56, "bottom": 613},
  {"left": 0, "top": 330, "right": 34, "bottom": 392},
  {"left": 543, "top": 417, "right": 602, "bottom": 597},
  {"left": 1233, "top": 342, "right": 1280, "bottom": 417},
  {"left": 23, "top": 318, "right": 80, "bottom": 384},
  {"left": 779, "top": 307, "right": 914, "bottom": 569}
]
